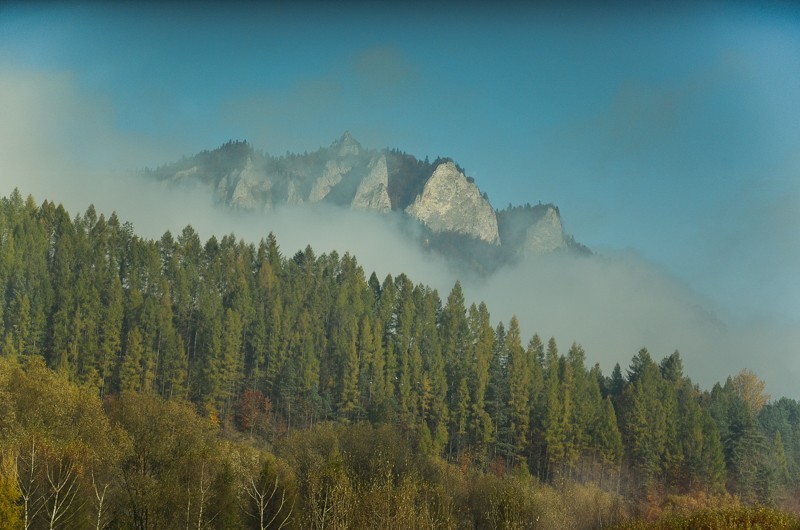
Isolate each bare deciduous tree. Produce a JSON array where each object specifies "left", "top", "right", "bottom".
[{"left": 244, "top": 474, "right": 294, "bottom": 530}]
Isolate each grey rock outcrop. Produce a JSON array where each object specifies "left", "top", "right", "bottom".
[
  {"left": 216, "top": 174, "right": 229, "bottom": 200},
  {"left": 406, "top": 162, "right": 500, "bottom": 245},
  {"left": 231, "top": 158, "right": 272, "bottom": 210},
  {"left": 309, "top": 160, "right": 349, "bottom": 203},
  {"left": 351, "top": 155, "right": 391, "bottom": 212},
  {"left": 521, "top": 205, "right": 566, "bottom": 253},
  {"left": 333, "top": 131, "right": 361, "bottom": 157},
  {"left": 286, "top": 181, "right": 304, "bottom": 206},
  {"left": 148, "top": 133, "right": 590, "bottom": 271},
  {"left": 172, "top": 165, "right": 200, "bottom": 181}
]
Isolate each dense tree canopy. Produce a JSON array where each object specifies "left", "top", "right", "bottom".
[{"left": 1, "top": 190, "right": 798, "bottom": 527}]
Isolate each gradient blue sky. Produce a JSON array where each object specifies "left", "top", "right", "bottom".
[{"left": 1, "top": 2, "right": 798, "bottom": 327}]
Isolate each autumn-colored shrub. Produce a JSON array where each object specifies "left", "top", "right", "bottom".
[
  {"left": 612, "top": 505, "right": 800, "bottom": 530},
  {"left": 469, "top": 474, "right": 625, "bottom": 530}
]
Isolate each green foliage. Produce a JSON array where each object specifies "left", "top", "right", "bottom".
[{"left": 0, "top": 191, "right": 797, "bottom": 526}]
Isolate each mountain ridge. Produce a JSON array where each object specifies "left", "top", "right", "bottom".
[{"left": 145, "top": 133, "right": 590, "bottom": 272}]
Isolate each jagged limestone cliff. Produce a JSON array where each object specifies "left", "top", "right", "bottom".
[
  {"left": 230, "top": 157, "right": 272, "bottom": 209},
  {"left": 147, "top": 134, "right": 588, "bottom": 270},
  {"left": 522, "top": 205, "right": 566, "bottom": 253},
  {"left": 351, "top": 155, "right": 391, "bottom": 212},
  {"left": 334, "top": 130, "right": 361, "bottom": 156},
  {"left": 286, "top": 180, "right": 304, "bottom": 206},
  {"left": 405, "top": 162, "right": 500, "bottom": 245},
  {"left": 309, "top": 160, "right": 349, "bottom": 203}
]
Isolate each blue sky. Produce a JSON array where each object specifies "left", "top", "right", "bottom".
[{"left": 1, "top": 3, "right": 799, "bottom": 379}]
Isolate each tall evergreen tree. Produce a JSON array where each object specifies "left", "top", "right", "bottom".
[
  {"left": 486, "top": 323, "right": 509, "bottom": 462},
  {"left": 505, "top": 317, "right": 530, "bottom": 466},
  {"left": 619, "top": 351, "right": 670, "bottom": 493},
  {"left": 120, "top": 327, "right": 144, "bottom": 393},
  {"left": 467, "top": 302, "right": 493, "bottom": 454},
  {"left": 442, "top": 281, "right": 470, "bottom": 458}
]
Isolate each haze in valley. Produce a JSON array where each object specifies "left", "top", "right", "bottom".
[{"left": 1, "top": 2, "right": 798, "bottom": 397}]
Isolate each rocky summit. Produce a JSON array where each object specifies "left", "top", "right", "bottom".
[
  {"left": 405, "top": 162, "right": 499, "bottom": 245},
  {"left": 146, "top": 132, "right": 589, "bottom": 272}
]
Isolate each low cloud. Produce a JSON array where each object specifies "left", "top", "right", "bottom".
[
  {"left": 353, "top": 45, "right": 418, "bottom": 94},
  {"left": 0, "top": 64, "right": 188, "bottom": 207},
  {"left": 469, "top": 252, "right": 799, "bottom": 397},
  {"left": 1, "top": 64, "right": 797, "bottom": 400}
]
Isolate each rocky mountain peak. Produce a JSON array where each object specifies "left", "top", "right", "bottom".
[
  {"left": 146, "top": 136, "right": 589, "bottom": 274},
  {"left": 351, "top": 155, "right": 391, "bottom": 212},
  {"left": 523, "top": 205, "right": 565, "bottom": 253},
  {"left": 405, "top": 161, "right": 500, "bottom": 245},
  {"left": 331, "top": 131, "right": 361, "bottom": 157}
]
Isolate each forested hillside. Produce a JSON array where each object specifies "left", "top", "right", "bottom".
[{"left": 1, "top": 189, "right": 799, "bottom": 528}]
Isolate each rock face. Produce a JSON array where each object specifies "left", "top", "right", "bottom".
[
  {"left": 215, "top": 175, "right": 229, "bottom": 199},
  {"left": 147, "top": 133, "right": 589, "bottom": 271},
  {"left": 351, "top": 155, "right": 391, "bottom": 212},
  {"left": 230, "top": 158, "right": 272, "bottom": 210},
  {"left": 285, "top": 180, "right": 304, "bottom": 206},
  {"left": 495, "top": 203, "right": 581, "bottom": 258},
  {"left": 333, "top": 130, "right": 361, "bottom": 156},
  {"left": 210, "top": 157, "right": 272, "bottom": 210},
  {"left": 405, "top": 162, "right": 500, "bottom": 245},
  {"left": 309, "top": 160, "right": 349, "bottom": 203},
  {"left": 521, "top": 205, "right": 566, "bottom": 253}
]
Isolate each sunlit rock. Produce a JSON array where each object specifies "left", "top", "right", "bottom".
[
  {"left": 309, "top": 160, "right": 349, "bottom": 203},
  {"left": 352, "top": 155, "right": 391, "bottom": 212},
  {"left": 405, "top": 161, "right": 500, "bottom": 245},
  {"left": 522, "top": 205, "right": 566, "bottom": 253}
]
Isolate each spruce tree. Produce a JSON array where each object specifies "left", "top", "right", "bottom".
[
  {"left": 120, "top": 327, "right": 144, "bottom": 393},
  {"left": 467, "top": 303, "right": 493, "bottom": 453},
  {"left": 506, "top": 317, "right": 530, "bottom": 466}
]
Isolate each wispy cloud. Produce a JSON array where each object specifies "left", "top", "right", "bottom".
[
  {"left": 218, "top": 44, "right": 421, "bottom": 153},
  {"left": 353, "top": 45, "right": 418, "bottom": 95}
]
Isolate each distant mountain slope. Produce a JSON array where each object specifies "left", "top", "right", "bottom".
[{"left": 145, "top": 132, "right": 590, "bottom": 271}]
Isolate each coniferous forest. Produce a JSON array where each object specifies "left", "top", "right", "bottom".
[{"left": 1, "top": 189, "right": 800, "bottom": 529}]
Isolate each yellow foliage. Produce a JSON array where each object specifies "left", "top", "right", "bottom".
[
  {"left": 0, "top": 452, "right": 22, "bottom": 529},
  {"left": 730, "top": 368, "right": 770, "bottom": 414}
]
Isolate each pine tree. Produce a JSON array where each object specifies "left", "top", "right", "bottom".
[
  {"left": 394, "top": 275, "right": 417, "bottom": 431},
  {"left": 120, "top": 327, "right": 144, "bottom": 393},
  {"left": 9, "top": 292, "right": 31, "bottom": 357},
  {"left": 620, "top": 352, "right": 669, "bottom": 493},
  {"left": 527, "top": 334, "right": 546, "bottom": 478},
  {"left": 596, "top": 396, "right": 623, "bottom": 487},
  {"left": 48, "top": 206, "right": 77, "bottom": 374},
  {"left": 505, "top": 317, "right": 530, "bottom": 466},
  {"left": 442, "top": 281, "right": 470, "bottom": 458},
  {"left": 718, "top": 380, "right": 766, "bottom": 503},
  {"left": 338, "top": 322, "right": 360, "bottom": 420},
  {"left": 161, "top": 334, "right": 187, "bottom": 401},
  {"left": 700, "top": 408, "right": 727, "bottom": 492},
  {"left": 99, "top": 274, "right": 123, "bottom": 397},
  {"left": 358, "top": 315, "right": 386, "bottom": 421},
  {"left": 542, "top": 338, "right": 568, "bottom": 480},
  {"left": 566, "top": 343, "right": 596, "bottom": 473},
  {"left": 608, "top": 363, "right": 625, "bottom": 399},
  {"left": 417, "top": 286, "right": 447, "bottom": 455},
  {"left": 467, "top": 303, "right": 493, "bottom": 453},
  {"left": 219, "top": 308, "right": 244, "bottom": 419},
  {"left": 486, "top": 323, "right": 508, "bottom": 462}
]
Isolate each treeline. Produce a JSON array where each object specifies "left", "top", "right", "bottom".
[
  {"left": 1, "top": 357, "right": 632, "bottom": 528},
  {"left": 0, "top": 190, "right": 799, "bottom": 517}
]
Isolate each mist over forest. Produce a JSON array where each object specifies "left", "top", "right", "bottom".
[
  {"left": 0, "top": 78, "right": 796, "bottom": 399},
  {"left": 1, "top": 3, "right": 799, "bottom": 527}
]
